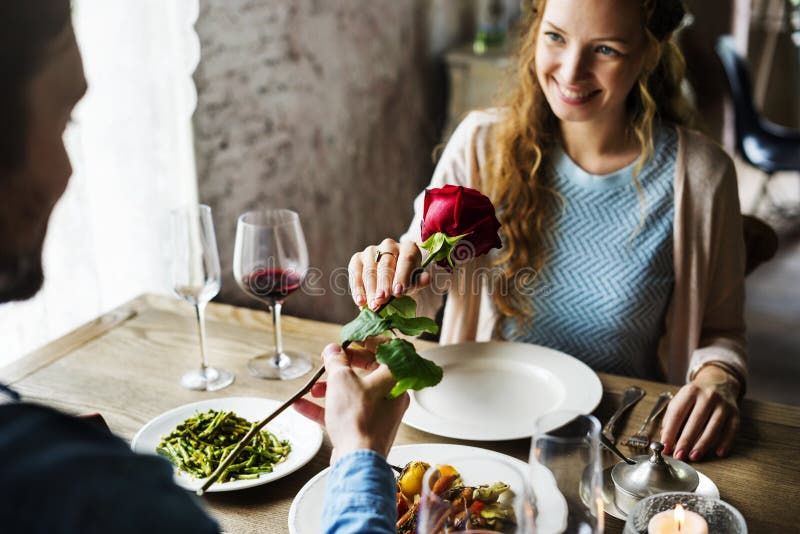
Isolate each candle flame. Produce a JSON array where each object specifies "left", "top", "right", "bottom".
[{"left": 674, "top": 503, "right": 686, "bottom": 531}]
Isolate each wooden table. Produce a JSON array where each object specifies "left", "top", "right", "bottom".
[{"left": 2, "top": 294, "right": 799, "bottom": 533}]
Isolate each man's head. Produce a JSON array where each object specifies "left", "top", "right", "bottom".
[{"left": 0, "top": 1, "right": 87, "bottom": 302}]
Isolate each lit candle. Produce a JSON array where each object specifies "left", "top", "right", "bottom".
[{"left": 647, "top": 504, "right": 709, "bottom": 534}]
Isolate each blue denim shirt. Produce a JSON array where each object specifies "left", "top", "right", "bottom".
[{"left": 322, "top": 449, "right": 396, "bottom": 534}]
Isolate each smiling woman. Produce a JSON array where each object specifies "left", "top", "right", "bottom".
[
  {"left": 536, "top": 1, "right": 647, "bottom": 126},
  {"left": 349, "top": 0, "right": 748, "bottom": 468}
]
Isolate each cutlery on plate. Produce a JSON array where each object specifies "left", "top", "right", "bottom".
[
  {"left": 622, "top": 391, "right": 673, "bottom": 450},
  {"left": 602, "top": 385, "right": 645, "bottom": 445}
]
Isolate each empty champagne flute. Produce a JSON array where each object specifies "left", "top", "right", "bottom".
[
  {"left": 171, "top": 204, "right": 234, "bottom": 391},
  {"left": 233, "top": 209, "right": 313, "bottom": 380},
  {"left": 416, "top": 456, "right": 535, "bottom": 534},
  {"left": 530, "top": 411, "right": 604, "bottom": 534}
]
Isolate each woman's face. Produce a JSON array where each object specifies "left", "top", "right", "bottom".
[
  {"left": 0, "top": 21, "right": 86, "bottom": 301},
  {"left": 534, "top": 0, "right": 647, "bottom": 127}
]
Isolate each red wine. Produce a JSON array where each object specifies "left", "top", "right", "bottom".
[{"left": 241, "top": 268, "right": 302, "bottom": 301}]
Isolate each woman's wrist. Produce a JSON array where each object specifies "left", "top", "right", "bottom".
[{"left": 693, "top": 362, "right": 742, "bottom": 400}]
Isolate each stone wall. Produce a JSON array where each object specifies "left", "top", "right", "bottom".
[{"left": 193, "top": 0, "right": 476, "bottom": 323}]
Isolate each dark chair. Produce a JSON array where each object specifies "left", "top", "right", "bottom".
[
  {"left": 715, "top": 35, "right": 800, "bottom": 217},
  {"left": 742, "top": 214, "right": 779, "bottom": 275}
]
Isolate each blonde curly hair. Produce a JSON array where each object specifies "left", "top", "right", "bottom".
[{"left": 484, "top": 0, "right": 698, "bottom": 323}]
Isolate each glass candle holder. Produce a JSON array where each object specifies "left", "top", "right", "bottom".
[{"left": 623, "top": 492, "right": 747, "bottom": 534}]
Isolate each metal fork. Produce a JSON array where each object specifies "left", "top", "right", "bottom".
[{"left": 623, "top": 391, "right": 673, "bottom": 449}]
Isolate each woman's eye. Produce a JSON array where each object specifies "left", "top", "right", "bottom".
[
  {"left": 596, "top": 45, "right": 620, "bottom": 57},
  {"left": 544, "top": 32, "right": 564, "bottom": 43}
]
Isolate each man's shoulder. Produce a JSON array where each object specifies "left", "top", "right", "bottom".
[
  {"left": 0, "top": 402, "right": 220, "bottom": 533},
  {"left": 0, "top": 402, "right": 131, "bottom": 457}
]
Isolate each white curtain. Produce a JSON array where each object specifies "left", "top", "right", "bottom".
[{"left": 0, "top": 0, "right": 200, "bottom": 366}]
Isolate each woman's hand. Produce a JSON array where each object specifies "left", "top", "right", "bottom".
[
  {"left": 293, "top": 343, "right": 410, "bottom": 463},
  {"left": 660, "top": 365, "right": 741, "bottom": 462},
  {"left": 348, "top": 238, "right": 430, "bottom": 311}
]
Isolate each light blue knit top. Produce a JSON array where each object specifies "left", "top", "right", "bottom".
[{"left": 502, "top": 127, "right": 678, "bottom": 379}]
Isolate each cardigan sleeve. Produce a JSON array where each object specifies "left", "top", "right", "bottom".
[{"left": 686, "top": 151, "right": 748, "bottom": 389}]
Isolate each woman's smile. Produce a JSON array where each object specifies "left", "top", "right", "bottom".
[
  {"left": 552, "top": 77, "right": 602, "bottom": 104},
  {"left": 535, "top": 0, "right": 646, "bottom": 125}
]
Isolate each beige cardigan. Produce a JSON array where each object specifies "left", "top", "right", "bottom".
[{"left": 401, "top": 111, "right": 747, "bottom": 388}]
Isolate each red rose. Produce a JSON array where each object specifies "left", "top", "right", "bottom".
[{"left": 420, "top": 185, "right": 502, "bottom": 269}]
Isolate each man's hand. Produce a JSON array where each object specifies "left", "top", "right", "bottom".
[
  {"left": 660, "top": 365, "right": 740, "bottom": 462},
  {"left": 293, "top": 343, "right": 409, "bottom": 463}
]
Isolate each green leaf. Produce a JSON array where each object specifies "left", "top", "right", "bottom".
[
  {"left": 419, "top": 231, "right": 445, "bottom": 252},
  {"left": 386, "top": 314, "right": 439, "bottom": 337},
  {"left": 419, "top": 232, "right": 446, "bottom": 268},
  {"left": 444, "top": 233, "right": 468, "bottom": 246},
  {"left": 339, "top": 308, "right": 390, "bottom": 343},
  {"left": 376, "top": 338, "right": 443, "bottom": 398},
  {"left": 419, "top": 231, "right": 468, "bottom": 268},
  {"left": 378, "top": 295, "right": 417, "bottom": 319}
]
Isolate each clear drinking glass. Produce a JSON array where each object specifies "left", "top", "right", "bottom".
[
  {"left": 416, "top": 456, "right": 535, "bottom": 534},
  {"left": 171, "top": 204, "right": 234, "bottom": 391},
  {"left": 530, "top": 412, "right": 604, "bottom": 534},
  {"left": 233, "top": 209, "right": 313, "bottom": 380}
]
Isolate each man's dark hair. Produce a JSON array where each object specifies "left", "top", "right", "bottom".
[{"left": 0, "top": 1, "right": 71, "bottom": 174}]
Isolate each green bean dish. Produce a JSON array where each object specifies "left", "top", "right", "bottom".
[{"left": 157, "top": 409, "right": 291, "bottom": 482}]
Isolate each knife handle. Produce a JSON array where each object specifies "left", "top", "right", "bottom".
[{"left": 602, "top": 386, "right": 645, "bottom": 444}]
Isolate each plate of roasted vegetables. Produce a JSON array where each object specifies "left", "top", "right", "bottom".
[
  {"left": 288, "top": 443, "right": 530, "bottom": 534},
  {"left": 131, "top": 397, "right": 323, "bottom": 492}
]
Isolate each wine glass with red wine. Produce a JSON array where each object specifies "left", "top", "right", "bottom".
[
  {"left": 171, "top": 204, "right": 234, "bottom": 391},
  {"left": 233, "top": 209, "right": 313, "bottom": 379}
]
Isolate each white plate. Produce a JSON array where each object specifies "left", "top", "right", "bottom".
[
  {"left": 403, "top": 342, "right": 603, "bottom": 440},
  {"left": 131, "top": 397, "right": 323, "bottom": 492},
  {"left": 288, "top": 443, "right": 535, "bottom": 534}
]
